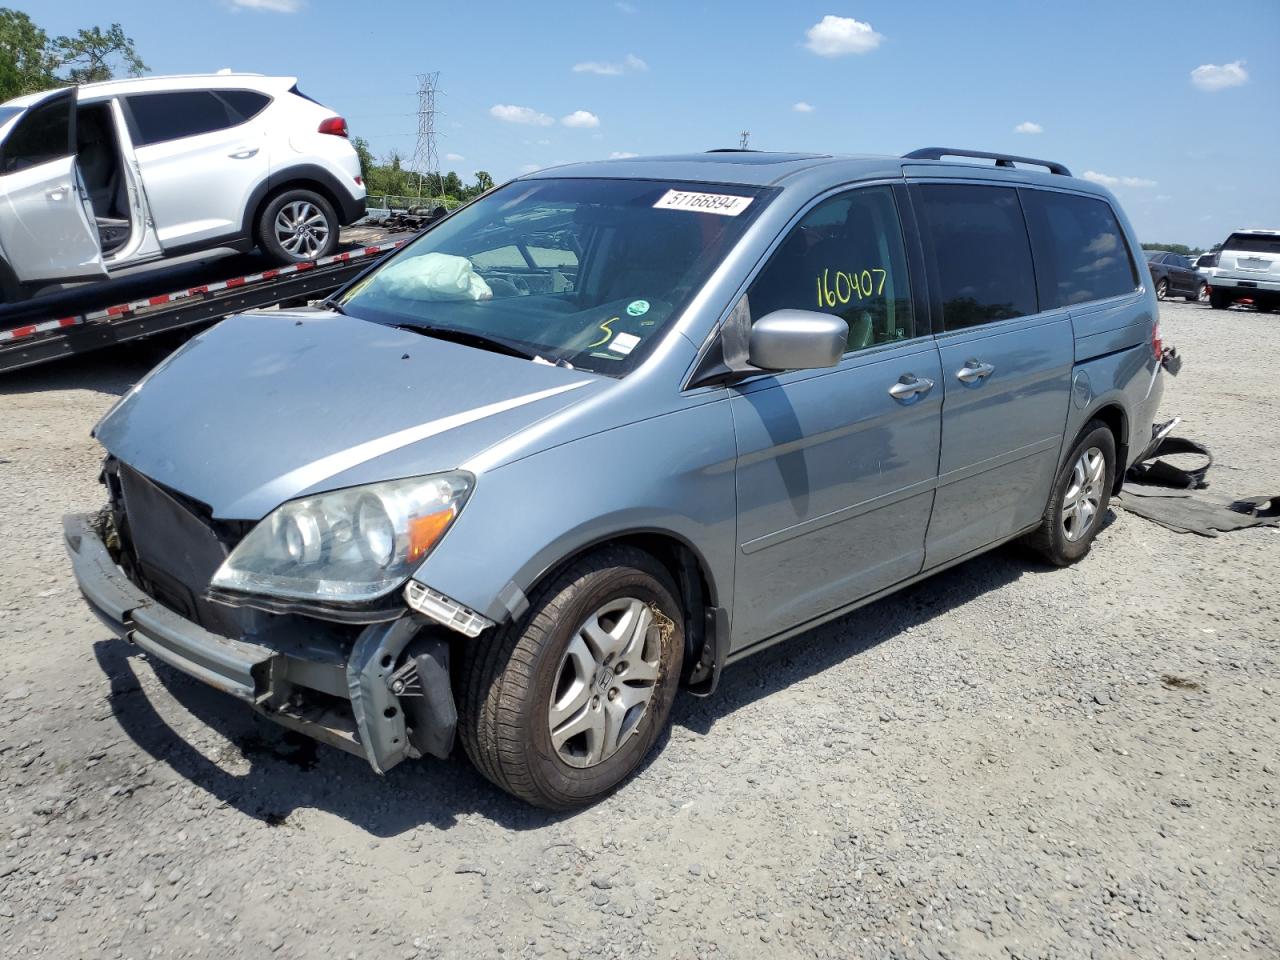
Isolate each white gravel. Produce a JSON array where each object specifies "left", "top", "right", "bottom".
[{"left": 1, "top": 298, "right": 1277, "bottom": 959}]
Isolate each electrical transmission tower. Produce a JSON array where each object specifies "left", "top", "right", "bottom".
[
  {"left": 738, "top": 129, "right": 750, "bottom": 149},
  {"left": 412, "top": 73, "right": 440, "bottom": 200}
]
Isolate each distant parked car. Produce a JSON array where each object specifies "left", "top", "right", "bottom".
[
  {"left": 1203, "top": 229, "right": 1280, "bottom": 312},
  {"left": 1144, "top": 250, "right": 1204, "bottom": 302},
  {"left": 0, "top": 73, "right": 366, "bottom": 303}
]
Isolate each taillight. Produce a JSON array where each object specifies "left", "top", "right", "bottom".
[
  {"left": 318, "top": 116, "right": 348, "bottom": 137},
  {"left": 1152, "top": 321, "right": 1162, "bottom": 361}
]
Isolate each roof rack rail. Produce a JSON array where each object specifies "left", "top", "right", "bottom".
[{"left": 903, "top": 147, "right": 1071, "bottom": 177}]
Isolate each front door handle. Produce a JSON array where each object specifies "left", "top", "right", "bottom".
[
  {"left": 956, "top": 359, "right": 995, "bottom": 383},
  {"left": 888, "top": 374, "right": 935, "bottom": 401},
  {"left": 228, "top": 147, "right": 260, "bottom": 160},
  {"left": 46, "top": 184, "right": 72, "bottom": 201}
]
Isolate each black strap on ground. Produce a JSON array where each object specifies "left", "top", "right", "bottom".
[{"left": 1126, "top": 435, "right": 1213, "bottom": 489}]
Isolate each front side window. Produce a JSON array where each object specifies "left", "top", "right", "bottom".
[
  {"left": 0, "top": 96, "right": 71, "bottom": 173},
  {"left": 747, "top": 185, "right": 915, "bottom": 352},
  {"left": 1023, "top": 191, "right": 1140, "bottom": 307},
  {"left": 338, "top": 178, "right": 770, "bottom": 375},
  {"left": 126, "top": 91, "right": 237, "bottom": 146},
  {"left": 915, "top": 183, "right": 1038, "bottom": 331}
]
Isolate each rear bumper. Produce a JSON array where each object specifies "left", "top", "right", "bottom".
[
  {"left": 1207, "top": 275, "right": 1280, "bottom": 293},
  {"left": 63, "top": 512, "right": 455, "bottom": 772}
]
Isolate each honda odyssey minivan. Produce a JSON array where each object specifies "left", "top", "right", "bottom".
[{"left": 65, "top": 148, "right": 1166, "bottom": 808}]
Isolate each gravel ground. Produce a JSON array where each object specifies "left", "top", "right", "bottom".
[{"left": 1, "top": 298, "right": 1277, "bottom": 959}]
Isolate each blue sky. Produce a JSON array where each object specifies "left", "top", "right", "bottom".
[{"left": 24, "top": 0, "right": 1279, "bottom": 247}]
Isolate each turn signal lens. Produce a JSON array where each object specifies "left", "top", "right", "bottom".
[{"left": 408, "top": 508, "right": 457, "bottom": 563}]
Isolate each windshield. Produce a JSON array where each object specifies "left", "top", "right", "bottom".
[
  {"left": 338, "top": 177, "right": 770, "bottom": 375},
  {"left": 1222, "top": 233, "right": 1280, "bottom": 255}
]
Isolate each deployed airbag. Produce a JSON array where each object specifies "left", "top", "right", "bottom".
[{"left": 377, "top": 253, "right": 493, "bottom": 302}]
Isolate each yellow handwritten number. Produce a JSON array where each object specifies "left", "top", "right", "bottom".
[{"left": 587, "top": 316, "right": 617, "bottom": 348}]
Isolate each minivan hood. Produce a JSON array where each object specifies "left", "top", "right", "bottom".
[{"left": 95, "top": 310, "right": 603, "bottom": 519}]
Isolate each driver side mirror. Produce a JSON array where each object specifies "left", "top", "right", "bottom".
[{"left": 747, "top": 310, "right": 848, "bottom": 372}]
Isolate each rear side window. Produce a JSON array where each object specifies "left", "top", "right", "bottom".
[
  {"left": 1022, "top": 191, "right": 1139, "bottom": 307},
  {"left": 126, "top": 91, "right": 238, "bottom": 146},
  {"left": 747, "top": 185, "right": 916, "bottom": 352},
  {"left": 914, "top": 184, "right": 1037, "bottom": 331},
  {"left": 216, "top": 90, "right": 271, "bottom": 123},
  {"left": 0, "top": 96, "right": 72, "bottom": 172}
]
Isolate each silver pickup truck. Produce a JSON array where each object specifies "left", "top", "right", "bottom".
[{"left": 1204, "top": 229, "right": 1280, "bottom": 312}]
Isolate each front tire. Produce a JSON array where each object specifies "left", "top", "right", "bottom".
[
  {"left": 257, "top": 188, "right": 340, "bottom": 265},
  {"left": 1155, "top": 278, "right": 1168, "bottom": 301},
  {"left": 1190, "top": 282, "right": 1207, "bottom": 303},
  {"left": 458, "top": 547, "right": 685, "bottom": 809},
  {"left": 1025, "top": 422, "right": 1116, "bottom": 567}
]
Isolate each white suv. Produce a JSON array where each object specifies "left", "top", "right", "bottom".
[{"left": 0, "top": 73, "right": 366, "bottom": 302}]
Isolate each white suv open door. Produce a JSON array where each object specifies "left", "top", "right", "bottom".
[{"left": 0, "top": 87, "right": 107, "bottom": 284}]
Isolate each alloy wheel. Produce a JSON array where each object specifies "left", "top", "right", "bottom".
[
  {"left": 1061, "top": 447, "right": 1106, "bottom": 542},
  {"left": 548, "top": 597, "right": 663, "bottom": 768},
  {"left": 274, "top": 200, "right": 331, "bottom": 259}
]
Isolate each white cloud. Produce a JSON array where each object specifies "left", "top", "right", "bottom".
[
  {"left": 490, "top": 104, "right": 554, "bottom": 126},
  {"left": 573, "top": 54, "right": 647, "bottom": 75},
  {"left": 229, "top": 0, "right": 301, "bottom": 10},
  {"left": 792, "top": 101, "right": 816, "bottom": 113},
  {"left": 445, "top": 152, "right": 465, "bottom": 162},
  {"left": 1014, "top": 121, "right": 1043, "bottom": 134},
  {"left": 561, "top": 110, "right": 600, "bottom": 128},
  {"left": 1082, "top": 170, "right": 1157, "bottom": 189},
  {"left": 1191, "top": 60, "right": 1248, "bottom": 92},
  {"left": 609, "top": 151, "right": 638, "bottom": 159},
  {"left": 804, "top": 15, "right": 883, "bottom": 57}
]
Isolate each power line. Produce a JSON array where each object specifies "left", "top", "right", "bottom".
[{"left": 739, "top": 129, "right": 750, "bottom": 149}]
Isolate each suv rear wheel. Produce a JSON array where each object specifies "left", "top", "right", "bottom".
[
  {"left": 1209, "top": 289, "right": 1231, "bottom": 309},
  {"left": 1025, "top": 421, "right": 1116, "bottom": 567},
  {"left": 458, "top": 547, "right": 684, "bottom": 809},
  {"left": 258, "top": 188, "right": 339, "bottom": 264}
]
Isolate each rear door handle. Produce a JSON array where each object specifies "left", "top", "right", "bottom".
[
  {"left": 46, "top": 184, "right": 71, "bottom": 201},
  {"left": 228, "top": 147, "right": 260, "bottom": 160},
  {"left": 955, "top": 359, "right": 995, "bottom": 383},
  {"left": 888, "top": 374, "right": 934, "bottom": 401}
]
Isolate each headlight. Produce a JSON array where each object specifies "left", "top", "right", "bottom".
[{"left": 210, "top": 472, "right": 472, "bottom": 604}]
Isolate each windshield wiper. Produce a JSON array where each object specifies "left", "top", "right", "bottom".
[{"left": 394, "top": 323, "right": 553, "bottom": 364}]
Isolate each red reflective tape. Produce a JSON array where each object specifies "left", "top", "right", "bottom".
[
  {"left": 58, "top": 317, "right": 78, "bottom": 328},
  {"left": 296, "top": 261, "right": 314, "bottom": 271},
  {"left": 10, "top": 324, "right": 37, "bottom": 339},
  {"left": 106, "top": 305, "right": 130, "bottom": 316},
  {"left": 225, "top": 277, "right": 246, "bottom": 288},
  {"left": 335, "top": 252, "right": 350, "bottom": 262},
  {"left": 364, "top": 246, "right": 381, "bottom": 255},
  {"left": 263, "top": 270, "right": 279, "bottom": 280},
  {"left": 148, "top": 295, "right": 170, "bottom": 306},
  {"left": 190, "top": 285, "right": 209, "bottom": 295}
]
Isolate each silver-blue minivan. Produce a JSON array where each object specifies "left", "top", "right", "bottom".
[{"left": 65, "top": 148, "right": 1166, "bottom": 808}]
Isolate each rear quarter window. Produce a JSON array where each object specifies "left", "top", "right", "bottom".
[
  {"left": 1022, "top": 190, "right": 1139, "bottom": 307},
  {"left": 215, "top": 90, "right": 271, "bottom": 123}
]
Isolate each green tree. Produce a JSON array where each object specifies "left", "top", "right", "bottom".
[
  {"left": 0, "top": 8, "right": 54, "bottom": 100},
  {"left": 52, "top": 23, "right": 145, "bottom": 85},
  {"left": 473, "top": 170, "right": 494, "bottom": 194},
  {"left": 0, "top": 9, "right": 145, "bottom": 99}
]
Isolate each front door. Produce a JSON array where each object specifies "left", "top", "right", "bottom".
[
  {"left": 910, "top": 182, "right": 1074, "bottom": 567},
  {"left": 0, "top": 88, "right": 106, "bottom": 284},
  {"left": 729, "top": 184, "right": 941, "bottom": 651}
]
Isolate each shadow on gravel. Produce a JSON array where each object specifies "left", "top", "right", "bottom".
[
  {"left": 89, "top": 534, "right": 1095, "bottom": 837},
  {"left": 0, "top": 342, "right": 163, "bottom": 398}
]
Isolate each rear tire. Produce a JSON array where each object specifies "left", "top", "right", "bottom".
[
  {"left": 457, "top": 546, "right": 685, "bottom": 809},
  {"left": 257, "top": 188, "right": 340, "bottom": 265},
  {"left": 1025, "top": 421, "right": 1116, "bottom": 567},
  {"left": 1155, "top": 278, "right": 1168, "bottom": 301},
  {"left": 1209, "top": 289, "right": 1231, "bottom": 309},
  {"left": 1187, "top": 282, "right": 1206, "bottom": 303}
]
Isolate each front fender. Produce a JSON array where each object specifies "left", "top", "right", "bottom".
[{"left": 413, "top": 399, "right": 739, "bottom": 626}]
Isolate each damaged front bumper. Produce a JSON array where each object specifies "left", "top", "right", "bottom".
[{"left": 63, "top": 512, "right": 456, "bottom": 774}]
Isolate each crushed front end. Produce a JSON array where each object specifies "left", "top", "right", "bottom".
[{"left": 63, "top": 458, "right": 469, "bottom": 773}]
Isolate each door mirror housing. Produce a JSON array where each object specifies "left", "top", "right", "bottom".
[{"left": 747, "top": 310, "right": 848, "bottom": 372}]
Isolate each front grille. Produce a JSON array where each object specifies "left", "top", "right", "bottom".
[{"left": 107, "top": 460, "right": 251, "bottom": 639}]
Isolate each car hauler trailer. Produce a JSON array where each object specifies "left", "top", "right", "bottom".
[{"left": 0, "top": 238, "right": 406, "bottom": 375}]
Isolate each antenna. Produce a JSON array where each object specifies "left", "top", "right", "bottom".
[
  {"left": 738, "top": 129, "right": 750, "bottom": 149},
  {"left": 412, "top": 73, "right": 440, "bottom": 200}
]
